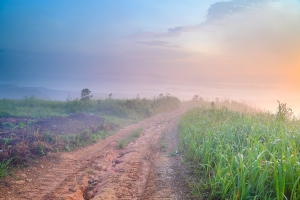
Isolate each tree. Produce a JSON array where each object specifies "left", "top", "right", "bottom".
[
  {"left": 192, "top": 95, "right": 199, "bottom": 101},
  {"left": 80, "top": 88, "right": 93, "bottom": 102}
]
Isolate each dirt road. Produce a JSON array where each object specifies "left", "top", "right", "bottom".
[{"left": 0, "top": 109, "right": 194, "bottom": 200}]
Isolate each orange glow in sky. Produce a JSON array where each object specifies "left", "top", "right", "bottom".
[{"left": 1, "top": 0, "right": 300, "bottom": 114}]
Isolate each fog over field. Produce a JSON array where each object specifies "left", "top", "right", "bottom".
[{"left": 1, "top": 0, "right": 300, "bottom": 114}]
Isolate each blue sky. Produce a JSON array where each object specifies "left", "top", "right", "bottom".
[
  {"left": 0, "top": 1, "right": 214, "bottom": 52},
  {"left": 1, "top": 0, "right": 300, "bottom": 111},
  {"left": 0, "top": 0, "right": 219, "bottom": 88}
]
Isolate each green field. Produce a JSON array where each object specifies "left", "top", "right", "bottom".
[{"left": 180, "top": 103, "right": 300, "bottom": 199}]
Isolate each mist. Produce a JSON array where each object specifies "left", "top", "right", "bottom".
[{"left": 1, "top": 0, "right": 300, "bottom": 114}]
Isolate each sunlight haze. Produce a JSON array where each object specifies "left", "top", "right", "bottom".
[{"left": 1, "top": 0, "right": 300, "bottom": 114}]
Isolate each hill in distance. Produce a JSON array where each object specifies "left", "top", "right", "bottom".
[{"left": 0, "top": 84, "right": 80, "bottom": 101}]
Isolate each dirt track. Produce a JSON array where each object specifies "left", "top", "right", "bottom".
[{"left": 0, "top": 108, "right": 194, "bottom": 200}]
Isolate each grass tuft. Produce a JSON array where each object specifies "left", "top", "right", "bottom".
[
  {"left": 117, "top": 128, "right": 143, "bottom": 149},
  {"left": 0, "top": 158, "right": 12, "bottom": 179}
]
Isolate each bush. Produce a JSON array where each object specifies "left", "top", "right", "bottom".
[{"left": 65, "top": 99, "right": 85, "bottom": 114}]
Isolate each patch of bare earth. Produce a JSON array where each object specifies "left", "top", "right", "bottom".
[
  {"left": 140, "top": 111, "right": 196, "bottom": 200},
  {"left": 0, "top": 108, "right": 195, "bottom": 200}
]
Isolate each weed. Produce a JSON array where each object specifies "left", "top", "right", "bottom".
[
  {"left": 0, "top": 158, "right": 12, "bottom": 179},
  {"left": 117, "top": 128, "right": 143, "bottom": 149},
  {"left": 87, "top": 169, "right": 94, "bottom": 174},
  {"left": 129, "top": 128, "right": 142, "bottom": 139},
  {"left": 160, "top": 142, "right": 167, "bottom": 150},
  {"left": 2, "top": 138, "right": 11, "bottom": 145},
  {"left": 18, "top": 122, "right": 25, "bottom": 128},
  {"left": 167, "top": 150, "right": 179, "bottom": 157},
  {"left": 117, "top": 139, "right": 127, "bottom": 149},
  {"left": 276, "top": 100, "right": 293, "bottom": 122},
  {"left": 39, "top": 145, "right": 45, "bottom": 155}
]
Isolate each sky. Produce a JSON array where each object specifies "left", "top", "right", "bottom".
[{"left": 1, "top": 0, "right": 300, "bottom": 113}]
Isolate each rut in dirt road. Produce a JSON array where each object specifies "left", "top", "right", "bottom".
[{"left": 0, "top": 108, "right": 194, "bottom": 200}]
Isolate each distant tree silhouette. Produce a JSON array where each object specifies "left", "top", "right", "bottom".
[
  {"left": 80, "top": 88, "right": 93, "bottom": 102},
  {"left": 192, "top": 95, "right": 199, "bottom": 101}
]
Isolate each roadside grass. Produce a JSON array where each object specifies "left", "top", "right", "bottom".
[
  {"left": 57, "top": 129, "right": 112, "bottom": 152},
  {"left": 183, "top": 97, "right": 258, "bottom": 113},
  {"left": 179, "top": 102, "right": 300, "bottom": 200},
  {"left": 117, "top": 128, "right": 143, "bottom": 149}
]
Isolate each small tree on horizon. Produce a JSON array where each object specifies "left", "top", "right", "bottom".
[
  {"left": 192, "top": 95, "right": 199, "bottom": 101},
  {"left": 80, "top": 88, "right": 93, "bottom": 102}
]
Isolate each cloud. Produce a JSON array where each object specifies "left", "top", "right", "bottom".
[
  {"left": 125, "top": 0, "right": 300, "bottom": 90},
  {"left": 205, "top": 0, "right": 278, "bottom": 22},
  {"left": 135, "top": 40, "right": 180, "bottom": 48},
  {"left": 129, "top": 25, "right": 202, "bottom": 39},
  {"left": 129, "top": 0, "right": 283, "bottom": 39},
  {"left": 3, "top": 0, "right": 300, "bottom": 102},
  {"left": 127, "top": 0, "right": 300, "bottom": 90}
]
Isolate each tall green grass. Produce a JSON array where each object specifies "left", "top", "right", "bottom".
[
  {"left": 180, "top": 106, "right": 300, "bottom": 199},
  {"left": 0, "top": 96, "right": 66, "bottom": 117}
]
